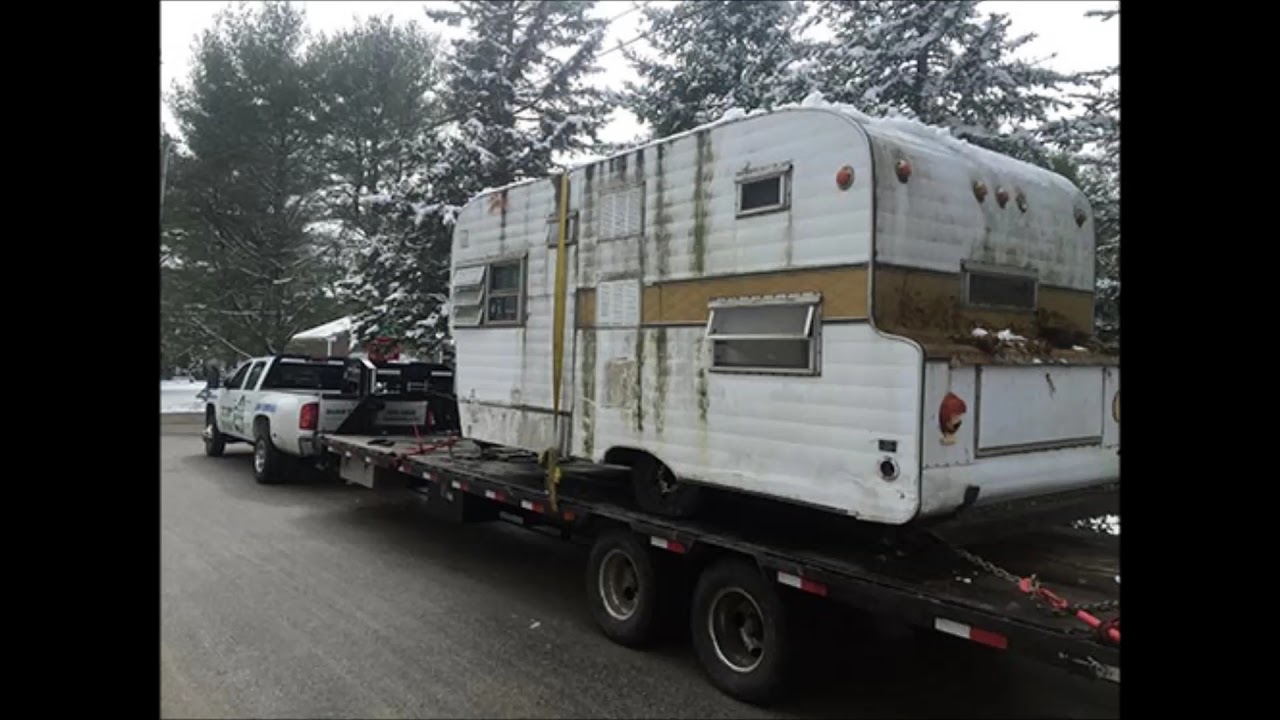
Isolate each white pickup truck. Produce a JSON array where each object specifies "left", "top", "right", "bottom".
[{"left": 202, "top": 355, "right": 454, "bottom": 484}]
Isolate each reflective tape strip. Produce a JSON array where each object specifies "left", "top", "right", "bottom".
[
  {"left": 776, "top": 571, "right": 828, "bottom": 597},
  {"left": 649, "top": 536, "right": 687, "bottom": 554},
  {"left": 934, "top": 618, "right": 1008, "bottom": 649}
]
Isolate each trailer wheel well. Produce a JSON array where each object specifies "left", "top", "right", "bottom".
[{"left": 603, "top": 446, "right": 655, "bottom": 469}]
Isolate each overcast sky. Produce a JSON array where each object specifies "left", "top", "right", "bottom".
[{"left": 161, "top": 0, "right": 1119, "bottom": 144}]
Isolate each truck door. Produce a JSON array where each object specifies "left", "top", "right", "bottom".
[
  {"left": 218, "top": 362, "right": 252, "bottom": 439},
  {"left": 234, "top": 360, "right": 268, "bottom": 435}
]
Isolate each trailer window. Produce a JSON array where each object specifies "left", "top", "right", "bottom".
[
  {"left": 487, "top": 260, "right": 524, "bottom": 324},
  {"left": 452, "top": 258, "right": 525, "bottom": 328},
  {"left": 452, "top": 264, "right": 487, "bottom": 327},
  {"left": 706, "top": 295, "right": 819, "bottom": 375},
  {"left": 964, "top": 267, "right": 1037, "bottom": 311},
  {"left": 545, "top": 210, "right": 579, "bottom": 247},
  {"left": 736, "top": 165, "right": 791, "bottom": 217}
]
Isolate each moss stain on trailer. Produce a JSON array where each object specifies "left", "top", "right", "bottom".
[
  {"left": 654, "top": 144, "right": 672, "bottom": 281},
  {"left": 579, "top": 329, "right": 596, "bottom": 458},
  {"left": 692, "top": 129, "right": 713, "bottom": 276},
  {"left": 653, "top": 327, "right": 668, "bottom": 435}
]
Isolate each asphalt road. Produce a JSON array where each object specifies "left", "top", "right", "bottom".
[{"left": 161, "top": 435, "right": 1120, "bottom": 719}]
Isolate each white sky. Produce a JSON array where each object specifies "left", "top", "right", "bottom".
[{"left": 161, "top": 0, "right": 1119, "bottom": 145}]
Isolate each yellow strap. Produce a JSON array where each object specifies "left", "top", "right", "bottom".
[{"left": 547, "top": 171, "right": 571, "bottom": 511}]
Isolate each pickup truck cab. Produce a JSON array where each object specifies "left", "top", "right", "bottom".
[{"left": 202, "top": 355, "right": 454, "bottom": 484}]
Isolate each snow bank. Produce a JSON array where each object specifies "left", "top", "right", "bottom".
[{"left": 161, "top": 380, "right": 207, "bottom": 414}]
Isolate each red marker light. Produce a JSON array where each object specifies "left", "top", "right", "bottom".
[
  {"left": 895, "top": 159, "right": 912, "bottom": 183},
  {"left": 836, "top": 165, "right": 855, "bottom": 190}
]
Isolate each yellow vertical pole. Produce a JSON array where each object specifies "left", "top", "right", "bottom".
[{"left": 547, "top": 171, "right": 571, "bottom": 511}]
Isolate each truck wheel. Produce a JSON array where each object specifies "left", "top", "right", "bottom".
[
  {"left": 253, "top": 425, "right": 286, "bottom": 485},
  {"left": 690, "top": 558, "right": 792, "bottom": 705},
  {"left": 586, "top": 529, "right": 662, "bottom": 647},
  {"left": 631, "top": 454, "right": 702, "bottom": 518},
  {"left": 203, "top": 410, "right": 226, "bottom": 458}
]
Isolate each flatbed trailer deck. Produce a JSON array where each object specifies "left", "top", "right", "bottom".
[{"left": 317, "top": 431, "right": 1120, "bottom": 704}]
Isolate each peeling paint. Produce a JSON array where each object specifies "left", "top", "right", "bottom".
[
  {"left": 692, "top": 130, "right": 713, "bottom": 276},
  {"left": 579, "top": 330, "right": 596, "bottom": 458},
  {"left": 694, "top": 336, "right": 709, "bottom": 425}
]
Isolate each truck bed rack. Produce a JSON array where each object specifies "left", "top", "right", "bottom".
[{"left": 316, "top": 431, "right": 1120, "bottom": 696}]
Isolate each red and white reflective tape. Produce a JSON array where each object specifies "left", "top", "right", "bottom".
[
  {"left": 649, "top": 536, "right": 688, "bottom": 554},
  {"left": 520, "top": 499, "right": 545, "bottom": 513},
  {"left": 776, "top": 571, "right": 828, "bottom": 597},
  {"left": 934, "top": 618, "right": 1008, "bottom": 649},
  {"left": 484, "top": 489, "right": 506, "bottom": 502},
  {"left": 344, "top": 451, "right": 353, "bottom": 458},
  {"left": 422, "top": 470, "right": 433, "bottom": 481},
  {"left": 451, "top": 480, "right": 464, "bottom": 490}
]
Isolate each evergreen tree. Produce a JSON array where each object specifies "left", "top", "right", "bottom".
[
  {"left": 166, "top": 2, "right": 344, "bottom": 357},
  {"left": 340, "top": 0, "right": 616, "bottom": 356},
  {"left": 308, "top": 16, "right": 452, "bottom": 355},
  {"left": 816, "top": 0, "right": 1084, "bottom": 163},
  {"left": 1041, "top": 9, "right": 1119, "bottom": 345},
  {"left": 623, "top": 0, "right": 818, "bottom": 138},
  {"left": 426, "top": 0, "right": 613, "bottom": 192}
]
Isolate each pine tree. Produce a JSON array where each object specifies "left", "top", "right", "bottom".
[
  {"left": 623, "top": 0, "right": 818, "bottom": 138},
  {"left": 166, "top": 2, "right": 344, "bottom": 357},
  {"left": 307, "top": 16, "right": 453, "bottom": 356},
  {"left": 426, "top": 0, "right": 613, "bottom": 193},
  {"left": 338, "top": 0, "right": 615, "bottom": 357},
  {"left": 817, "top": 0, "right": 1084, "bottom": 163},
  {"left": 1040, "top": 9, "right": 1119, "bottom": 345}
]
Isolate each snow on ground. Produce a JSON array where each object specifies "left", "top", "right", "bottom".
[
  {"left": 1076, "top": 514, "right": 1120, "bottom": 536},
  {"left": 161, "top": 379, "right": 207, "bottom": 414}
]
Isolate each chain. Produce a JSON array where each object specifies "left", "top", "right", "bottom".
[
  {"left": 1073, "top": 598, "right": 1121, "bottom": 613},
  {"left": 933, "top": 532, "right": 1118, "bottom": 615},
  {"left": 947, "top": 542, "right": 1022, "bottom": 585}
]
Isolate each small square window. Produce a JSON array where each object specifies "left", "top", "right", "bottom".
[
  {"left": 452, "top": 258, "right": 525, "bottom": 328},
  {"left": 546, "top": 210, "right": 579, "bottom": 247},
  {"left": 736, "top": 166, "right": 791, "bottom": 217}
]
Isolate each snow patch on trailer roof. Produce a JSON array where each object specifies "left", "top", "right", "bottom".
[{"left": 463, "top": 94, "right": 1077, "bottom": 204}]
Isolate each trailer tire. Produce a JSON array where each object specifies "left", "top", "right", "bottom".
[
  {"left": 631, "top": 454, "right": 702, "bottom": 518},
  {"left": 203, "top": 409, "right": 226, "bottom": 458},
  {"left": 253, "top": 423, "right": 286, "bottom": 485},
  {"left": 586, "top": 529, "right": 662, "bottom": 647},
  {"left": 690, "top": 558, "right": 791, "bottom": 705}
]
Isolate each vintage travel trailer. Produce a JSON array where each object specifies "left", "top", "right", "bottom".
[{"left": 447, "top": 104, "right": 1119, "bottom": 525}]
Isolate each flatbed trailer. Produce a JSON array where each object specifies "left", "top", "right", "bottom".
[{"left": 316, "top": 431, "right": 1120, "bottom": 705}]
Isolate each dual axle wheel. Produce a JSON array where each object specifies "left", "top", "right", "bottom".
[{"left": 585, "top": 529, "right": 792, "bottom": 704}]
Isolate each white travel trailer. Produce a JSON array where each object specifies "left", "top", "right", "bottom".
[{"left": 448, "top": 104, "right": 1119, "bottom": 525}]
